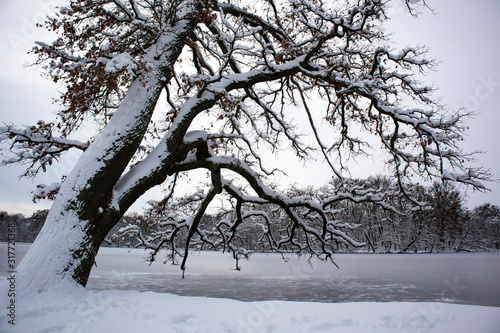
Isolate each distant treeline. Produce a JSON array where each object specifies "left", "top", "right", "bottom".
[
  {"left": 2, "top": 181, "right": 499, "bottom": 253},
  {"left": 0, "top": 210, "right": 48, "bottom": 244},
  {"left": 115, "top": 180, "right": 500, "bottom": 254}
]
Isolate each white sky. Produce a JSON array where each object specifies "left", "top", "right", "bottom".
[{"left": 0, "top": 0, "right": 499, "bottom": 216}]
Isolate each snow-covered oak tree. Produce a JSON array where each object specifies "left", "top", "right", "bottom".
[{"left": 0, "top": 0, "right": 490, "bottom": 291}]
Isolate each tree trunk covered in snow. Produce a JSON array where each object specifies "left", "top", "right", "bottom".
[
  {"left": 0, "top": 0, "right": 490, "bottom": 292},
  {"left": 17, "top": 14, "right": 197, "bottom": 290}
]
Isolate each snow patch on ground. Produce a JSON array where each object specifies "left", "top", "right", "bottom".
[{"left": 1, "top": 283, "right": 499, "bottom": 333}]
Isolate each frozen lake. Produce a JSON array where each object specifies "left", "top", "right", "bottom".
[{"left": 2, "top": 244, "right": 500, "bottom": 307}]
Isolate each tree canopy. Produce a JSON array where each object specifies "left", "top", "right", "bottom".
[{"left": 0, "top": 0, "right": 491, "bottom": 289}]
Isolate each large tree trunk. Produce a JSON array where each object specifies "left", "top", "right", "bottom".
[{"left": 17, "top": 20, "right": 195, "bottom": 293}]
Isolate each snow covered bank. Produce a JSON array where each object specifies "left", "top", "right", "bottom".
[
  {"left": 1, "top": 285, "right": 499, "bottom": 333},
  {"left": 2, "top": 245, "right": 499, "bottom": 332}
]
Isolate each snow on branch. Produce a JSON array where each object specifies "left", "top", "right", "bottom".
[
  {"left": 32, "top": 181, "right": 62, "bottom": 202},
  {"left": 128, "top": 156, "right": 426, "bottom": 271},
  {"left": 0, "top": 122, "right": 88, "bottom": 177},
  {"left": 125, "top": 153, "right": 373, "bottom": 268}
]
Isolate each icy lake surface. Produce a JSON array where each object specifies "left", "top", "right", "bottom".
[{"left": 2, "top": 244, "right": 499, "bottom": 307}]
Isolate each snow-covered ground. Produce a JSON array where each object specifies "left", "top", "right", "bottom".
[
  {"left": 4, "top": 287, "right": 500, "bottom": 333},
  {"left": 1, "top": 244, "right": 500, "bottom": 332}
]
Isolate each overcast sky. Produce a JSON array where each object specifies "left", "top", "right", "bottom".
[{"left": 0, "top": 0, "right": 499, "bottom": 216}]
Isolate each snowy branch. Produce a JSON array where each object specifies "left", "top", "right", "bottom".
[{"left": 0, "top": 122, "right": 88, "bottom": 177}]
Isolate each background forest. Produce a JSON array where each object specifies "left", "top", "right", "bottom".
[{"left": 3, "top": 177, "right": 499, "bottom": 254}]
